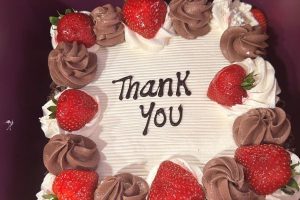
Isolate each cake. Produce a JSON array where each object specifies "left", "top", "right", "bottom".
[{"left": 37, "top": 0, "right": 300, "bottom": 199}]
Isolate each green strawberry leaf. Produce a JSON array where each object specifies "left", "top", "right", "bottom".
[
  {"left": 287, "top": 178, "right": 300, "bottom": 191},
  {"left": 42, "top": 194, "right": 58, "bottom": 200},
  {"left": 291, "top": 162, "right": 300, "bottom": 169},
  {"left": 281, "top": 186, "right": 295, "bottom": 195},
  {"left": 47, "top": 106, "right": 57, "bottom": 113},
  {"left": 241, "top": 72, "right": 256, "bottom": 90},
  {"left": 51, "top": 97, "right": 58, "bottom": 105},
  {"left": 49, "top": 112, "right": 56, "bottom": 119},
  {"left": 49, "top": 16, "right": 59, "bottom": 26},
  {"left": 65, "top": 8, "right": 73, "bottom": 14},
  {"left": 50, "top": 8, "right": 75, "bottom": 26}
]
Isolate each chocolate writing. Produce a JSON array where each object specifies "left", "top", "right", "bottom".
[{"left": 112, "top": 71, "right": 191, "bottom": 135}]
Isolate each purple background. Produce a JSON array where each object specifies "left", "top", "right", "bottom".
[{"left": 0, "top": 0, "right": 299, "bottom": 199}]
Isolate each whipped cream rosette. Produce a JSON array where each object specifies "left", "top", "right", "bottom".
[
  {"left": 220, "top": 25, "right": 268, "bottom": 63},
  {"left": 94, "top": 173, "right": 149, "bottom": 200},
  {"left": 91, "top": 4, "right": 125, "bottom": 47},
  {"left": 202, "top": 157, "right": 264, "bottom": 200},
  {"left": 43, "top": 134, "right": 100, "bottom": 175},
  {"left": 211, "top": 0, "right": 258, "bottom": 33},
  {"left": 48, "top": 41, "right": 97, "bottom": 89},
  {"left": 225, "top": 57, "right": 281, "bottom": 116},
  {"left": 36, "top": 173, "right": 56, "bottom": 200},
  {"left": 233, "top": 107, "right": 291, "bottom": 146},
  {"left": 169, "top": 0, "right": 212, "bottom": 39}
]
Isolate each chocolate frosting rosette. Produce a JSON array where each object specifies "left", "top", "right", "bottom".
[
  {"left": 220, "top": 25, "right": 269, "bottom": 63},
  {"left": 203, "top": 157, "right": 265, "bottom": 200},
  {"left": 91, "top": 4, "right": 125, "bottom": 47},
  {"left": 233, "top": 107, "right": 291, "bottom": 146},
  {"left": 48, "top": 41, "right": 97, "bottom": 89},
  {"left": 94, "top": 173, "right": 149, "bottom": 200},
  {"left": 169, "top": 0, "right": 212, "bottom": 39},
  {"left": 43, "top": 134, "right": 100, "bottom": 175}
]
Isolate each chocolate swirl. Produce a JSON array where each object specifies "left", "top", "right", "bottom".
[
  {"left": 94, "top": 173, "right": 149, "bottom": 200},
  {"left": 48, "top": 41, "right": 97, "bottom": 89},
  {"left": 43, "top": 134, "right": 100, "bottom": 175},
  {"left": 220, "top": 25, "right": 269, "bottom": 62},
  {"left": 233, "top": 107, "right": 291, "bottom": 146},
  {"left": 203, "top": 157, "right": 264, "bottom": 200},
  {"left": 169, "top": 0, "right": 212, "bottom": 39},
  {"left": 91, "top": 4, "right": 125, "bottom": 47}
]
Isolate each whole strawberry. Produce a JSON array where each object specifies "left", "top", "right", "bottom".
[
  {"left": 51, "top": 170, "right": 98, "bottom": 200},
  {"left": 207, "top": 64, "right": 255, "bottom": 106},
  {"left": 251, "top": 8, "right": 267, "bottom": 31},
  {"left": 48, "top": 89, "right": 98, "bottom": 131},
  {"left": 56, "top": 12, "right": 96, "bottom": 47},
  {"left": 149, "top": 161, "right": 205, "bottom": 200},
  {"left": 235, "top": 144, "right": 292, "bottom": 195},
  {"left": 123, "top": 0, "right": 167, "bottom": 39}
]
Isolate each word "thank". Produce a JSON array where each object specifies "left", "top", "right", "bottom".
[{"left": 112, "top": 71, "right": 192, "bottom": 135}]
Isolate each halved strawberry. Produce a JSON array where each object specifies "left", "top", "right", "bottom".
[
  {"left": 149, "top": 161, "right": 205, "bottom": 200},
  {"left": 251, "top": 8, "right": 267, "bottom": 31},
  {"left": 123, "top": 0, "right": 167, "bottom": 39},
  {"left": 48, "top": 170, "right": 98, "bottom": 200},
  {"left": 48, "top": 89, "right": 98, "bottom": 131},
  {"left": 207, "top": 64, "right": 255, "bottom": 106},
  {"left": 235, "top": 144, "right": 295, "bottom": 195}
]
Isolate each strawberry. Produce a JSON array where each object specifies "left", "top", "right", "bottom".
[
  {"left": 51, "top": 170, "right": 98, "bottom": 200},
  {"left": 123, "top": 0, "right": 167, "bottom": 39},
  {"left": 53, "top": 11, "right": 96, "bottom": 47},
  {"left": 48, "top": 89, "right": 98, "bottom": 131},
  {"left": 235, "top": 144, "right": 292, "bottom": 195},
  {"left": 149, "top": 161, "right": 205, "bottom": 200},
  {"left": 251, "top": 8, "right": 267, "bottom": 31},
  {"left": 207, "top": 64, "right": 255, "bottom": 107}
]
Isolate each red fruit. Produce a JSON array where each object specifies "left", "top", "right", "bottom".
[
  {"left": 123, "top": 0, "right": 167, "bottom": 39},
  {"left": 56, "top": 89, "right": 98, "bottom": 131},
  {"left": 57, "top": 13, "right": 96, "bottom": 47},
  {"left": 53, "top": 170, "right": 98, "bottom": 200},
  {"left": 251, "top": 8, "right": 267, "bottom": 31},
  {"left": 207, "top": 64, "right": 255, "bottom": 106},
  {"left": 149, "top": 161, "right": 205, "bottom": 200},
  {"left": 235, "top": 144, "right": 292, "bottom": 195}
]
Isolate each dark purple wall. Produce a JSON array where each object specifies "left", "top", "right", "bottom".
[{"left": 0, "top": 0, "right": 299, "bottom": 199}]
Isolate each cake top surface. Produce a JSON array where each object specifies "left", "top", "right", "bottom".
[{"left": 37, "top": 0, "right": 300, "bottom": 200}]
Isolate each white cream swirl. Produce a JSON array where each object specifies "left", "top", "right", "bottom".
[
  {"left": 225, "top": 57, "right": 281, "bottom": 117},
  {"left": 39, "top": 91, "right": 100, "bottom": 138},
  {"left": 211, "top": 0, "right": 258, "bottom": 33},
  {"left": 124, "top": 6, "right": 175, "bottom": 52},
  {"left": 266, "top": 153, "right": 300, "bottom": 200},
  {"left": 36, "top": 173, "right": 56, "bottom": 200}
]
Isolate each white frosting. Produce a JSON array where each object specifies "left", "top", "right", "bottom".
[
  {"left": 266, "top": 152, "right": 300, "bottom": 200},
  {"left": 40, "top": 95, "right": 60, "bottom": 138},
  {"left": 36, "top": 173, "right": 56, "bottom": 200},
  {"left": 39, "top": 93, "right": 100, "bottom": 138},
  {"left": 147, "top": 158, "right": 203, "bottom": 187},
  {"left": 124, "top": 6, "right": 175, "bottom": 52},
  {"left": 225, "top": 57, "right": 281, "bottom": 116},
  {"left": 43, "top": 1, "right": 278, "bottom": 183},
  {"left": 211, "top": 0, "right": 258, "bottom": 33}
]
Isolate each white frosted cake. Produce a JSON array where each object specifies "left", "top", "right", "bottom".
[{"left": 38, "top": 0, "right": 300, "bottom": 199}]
